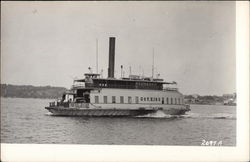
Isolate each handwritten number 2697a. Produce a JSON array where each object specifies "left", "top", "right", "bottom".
[{"left": 201, "top": 140, "right": 222, "bottom": 146}]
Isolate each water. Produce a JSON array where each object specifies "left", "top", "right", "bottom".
[{"left": 1, "top": 97, "right": 236, "bottom": 146}]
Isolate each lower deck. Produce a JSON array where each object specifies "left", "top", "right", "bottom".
[
  {"left": 49, "top": 101, "right": 189, "bottom": 110},
  {"left": 64, "top": 88, "right": 185, "bottom": 106},
  {"left": 45, "top": 104, "right": 190, "bottom": 116},
  {"left": 48, "top": 88, "right": 190, "bottom": 116}
]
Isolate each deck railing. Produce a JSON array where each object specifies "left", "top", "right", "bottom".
[
  {"left": 49, "top": 101, "right": 69, "bottom": 107},
  {"left": 71, "top": 84, "right": 85, "bottom": 89},
  {"left": 49, "top": 101, "right": 89, "bottom": 108},
  {"left": 69, "top": 102, "right": 89, "bottom": 108},
  {"left": 49, "top": 102, "right": 56, "bottom": 107},
  {"left": 163, "top": 87, "right": 178, "bottom": 91}
]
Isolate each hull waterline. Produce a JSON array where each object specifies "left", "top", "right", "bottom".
[{"left": 45, "top": 106, "right": 190, "bottom": 117}]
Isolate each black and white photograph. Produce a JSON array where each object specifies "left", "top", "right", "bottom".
[{"left": 1, "top": 1, "right": 249, "bottom": 162}]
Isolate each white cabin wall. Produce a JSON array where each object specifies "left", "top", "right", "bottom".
[
  {"left": 64, "top": 94, "right": 74, "bottom": 102},
  {"left": 89, "top": 88, "right": 184, "bottom": 105}
]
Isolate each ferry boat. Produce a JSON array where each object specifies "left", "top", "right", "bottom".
[{"left": 45, "top": 37, "right": 190, "bottom": 117}]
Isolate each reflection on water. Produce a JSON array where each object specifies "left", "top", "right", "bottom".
[{"left": 1, "top": 98, "right": 236, "bottom": 145}]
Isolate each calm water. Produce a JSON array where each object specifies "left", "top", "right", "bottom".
[{"left": 1, "top": 97, "right": 236, "bottom": 146}]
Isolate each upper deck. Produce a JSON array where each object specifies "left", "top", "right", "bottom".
[{"left": 72, "top": 73, "right": 178, "bottom": 91}]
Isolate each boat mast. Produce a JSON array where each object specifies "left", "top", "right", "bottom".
[
  {"left": 129, "top": 66, "right": 132, "bottom": 76},
  {"left": 152, "top": 48, "right": 154, "bottom": 78},
  {"left": 96, "top": 38, "right": 99, "bottom": 74}
]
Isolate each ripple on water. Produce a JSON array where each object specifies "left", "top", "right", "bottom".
[{"left": 1, "top": 98, "right": 236, "bottom": 146}]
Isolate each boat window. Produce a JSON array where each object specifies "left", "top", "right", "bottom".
[
  {"left": 128, "top": 96, "right": 132, "bottom": 104},
  {"left": 147, "top": 97, "right": 149, "bottom": 101},
  {"left": 171, "top": 98, "right": 173, "bottom": 104},
  {"left": 166, "top": 97, "right": 169, "bottom": 104},
  {"left": 140, "top": 97, "right": 143, "bottom": 101},
  {"left": 120, "top": 96, "right": 124, "bottom": 103},
  {"left": 162, "top": 97, "right": 164, "bottom": 104},
  {"left": 95, "top": 96, "right": 99, "bottom": 103},
  {"left": 135, "top": 96, "right": 139, "bottom": 104},
  {"left": 175, "top": 98, "right": 177, "bottom": 105},
  {"left": 158, "top": 98, "right": 160, "bottom": 101},
  {"left": 112, "top": 96, "right": 116, "bottom": 103},
  {"left": 150, "top": 97, "right": 153, "bottom": 101},
  {"left": 104, "top": 96, "right": 108, "bottom": 104},
  {"left": 144, "top": 97, "right": 146, "bottom": 101},
  {"left": 178, "top": 98, "right": 180, "bottom": 104}
]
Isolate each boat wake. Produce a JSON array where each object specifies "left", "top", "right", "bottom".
[
  {"left": 182, "top": 112, "right": 236, "bottom": 120},
  {"left": 136, "top": 111, "right": 236, "bottom": 120},
  {"left": 136, "top": 110, "right": 182, "bottom": 119},
  {"left": 45, "top": 112, "right": 54, "bottom": 116}
]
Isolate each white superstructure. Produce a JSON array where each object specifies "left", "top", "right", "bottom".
[{"left": 45, "top": 37, "right": 190, "bottom": 116}]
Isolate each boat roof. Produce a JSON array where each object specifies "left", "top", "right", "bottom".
[
  {"left": 74, "top": 77, "right": 174, "bottom": 84},
  {"left": 63, "top": 90, "right": 75, "bottom": 95},
  {"left": 84, "top": 73, "right": 100, "bottom": 76}
]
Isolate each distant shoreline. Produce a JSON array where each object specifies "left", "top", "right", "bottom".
[
  {"left": 188, "top": 103, "right": 236, "bottom": 107},
  {"left": 1, "top": 96, "right": 54, "bottom": 100},
  {"left": 1, "top": 97, "right": 236, "bottom": 107},
  {"left": 1, "top": 84, "right": 236, "bottom": 106},
  {"left": 1, "top": 84, "right": 67, "bottom": 99}
]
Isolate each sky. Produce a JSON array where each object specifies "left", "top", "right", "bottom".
[{"left": 1, "top": 1, "right": 236, "bottom": 95}]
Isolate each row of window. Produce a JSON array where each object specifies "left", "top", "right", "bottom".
[
  {"left": 93, "top": 83, "right": 162, "bottom": 90},
  {"left": 94, "top": 96, "right": 183, "bottom": 105},
  {"left": 140, "top": 97, "right": 181, "bottom": 105}
]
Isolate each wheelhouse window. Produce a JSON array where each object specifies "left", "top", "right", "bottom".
[
  {"left": 120, "top": 96, "right": 124, "bottom": 103},
  {"left": 95, "top": 96, "right": 99, "bottom": 103},
  {"left": 104, "top": 96, "right": 107, "bottom": 104},
  {"left": 128, "top": 96, "right": 132, "bottom": 104},
  {"left": 112, "top": 96, "right": 116, "bottom": 103}
]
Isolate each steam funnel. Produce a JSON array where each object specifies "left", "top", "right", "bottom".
[{"left": 108, "top": 37, "right": 115, "bottom": 78}]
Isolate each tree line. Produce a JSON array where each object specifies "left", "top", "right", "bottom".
[{"left": 1, "top": 84, "right": 67, "bottom": 99}]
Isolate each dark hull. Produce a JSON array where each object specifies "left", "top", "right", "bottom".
[{"left": 45, "top": 106, "right": 189, "bottom": 117}]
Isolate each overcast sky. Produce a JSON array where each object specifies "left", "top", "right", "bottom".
[{"left": 1, "top": 1, "right": 236, "bottom": 95}]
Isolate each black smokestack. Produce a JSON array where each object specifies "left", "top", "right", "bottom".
[{"left": 108, "top": 37, "right": 115, "bottom": 78}]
